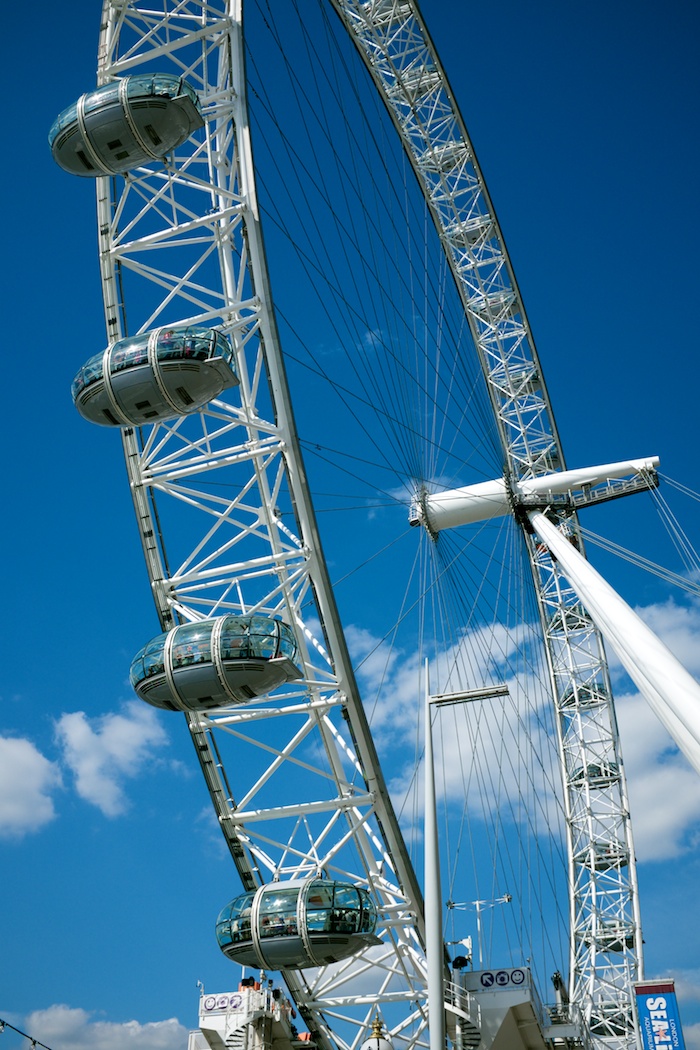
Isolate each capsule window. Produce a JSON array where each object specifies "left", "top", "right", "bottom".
[
  {"left": 72, "top": 351, "right": 105, "bottom": 398},
  {"left": 84, "top": 84, "right": 120, "bottom": 110},
  {"left": 130, "top": 631, "right": 167, "bottom": 688},
  {"left": 213, "top": 332, "right": 233, "bottom": 363},
  {"left": 188, "top": 335, "right": 210, "bottom": 360},
  {"left": 259, "top": 887, "right": 299, "bottom": 938},
  {"left": 111, "top": 337, "right": 149, "bottom": 372},
  {"left": 155, "top": 330, "right": 182, "bottom": 361},
  {"left": 360, "top": 892, "right": 376, "bottom": 932},
  {"left": 248, "top": 616, "right": 278, "bottom": 658},
  {"left": 278, "top": 632, "right": 297, "bottom": 660},
  {"left": 306, "top": 883, "right": 335, "bottom": 933},
  {"left": 221, "top": 618, "right": 253, "bottom": 659},
  {"left": 170, "top": 622, "right": 213, "bottom": 668},
  {"left": 334, "top": 886, "right": 361, "bottom": 924},
  {"left": 48, "top": 103, "right": 78, "bottom": 146},
  {"left": 143, "top": 634, "right": 167, "bottom": 678},
  {"left": 216, "top": 893, "right": 254, "bottom": 947}
]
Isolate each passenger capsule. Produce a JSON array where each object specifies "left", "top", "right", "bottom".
[
  {"left": 49, "top": 73, "right": 203, "bottom": 176},
  {"left": 71, "top": 325, "right": 239, "bottom": 426},
  {"left": 130, "top": 615, "right": 301, "bottom": 712},
  {"left": 216, "top": 879, "right": 380, "bottom": 970}
]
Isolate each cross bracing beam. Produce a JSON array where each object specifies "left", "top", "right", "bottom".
[
  {"left": 96, "top": 8, "right": 432, "bottom": 1050},
  {"left": 90, "top": 2, "right": 656, "bottom": 1049}
]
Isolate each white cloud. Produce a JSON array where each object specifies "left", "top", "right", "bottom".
[
  {"left": 674, "top": 968, "right": 700, "bottom": 1004},
  {"left": 630, "top": 972, "right": 700, "bottom": 1049},
  {"left": 348, "top": 622, "right": 564, "bottom": 847},
  {"left": 348, "top": 589, "right": 700, "bottom": 863},
  {"left": 604, "top": 596, "right": 700, "bottom": 688},
  {"left": 346, "top": 622, "right": 418, "bottom": 739},
  {"left": 684, "top": 1024, "right": 700, "bottom": 1050},
  {"left": 617, "top": 705, "right": 700, "bottom": 860},
  {"left": 634, "top": 597, "right": 700, "bottom": 676},
  {"left": 668, "top": 969, "right": 700, "bottom": 1050},
  {"left": 23, "top": 1005, "right": 188, "bottom": 1050},
  {"left": 602, "top": 596, "right": 700, "bottom": 860},
  {"left": 55, "top": 701, "right": 168, "bottom": 817},
  {"left": 0, "top": 736, "right": 62, "bottom": 839},
  {"left": 616, "top": 689, "right": 700, "bottom": 860}
]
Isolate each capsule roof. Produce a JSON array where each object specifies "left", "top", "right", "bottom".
[
  {"left": 216, "top": 878, "right": 380, "bottom": 970},
  {"left": 49, "top": 73, "right": 203, "bottom": 176},
  {"left": 131, "top": 614, "right": 301, "bottom": 712},
  {"left": 71, "top": 325, "right": 238, "bottom": 426}
]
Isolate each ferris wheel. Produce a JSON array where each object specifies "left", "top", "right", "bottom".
[{"left": 48, "top": 3, "right": 700, "bottom": 1050}]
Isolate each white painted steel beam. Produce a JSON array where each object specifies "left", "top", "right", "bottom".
[
  {"left": 414, "top": 457, "right": 659, "bottom": 533},
  {"left": 530, "top": 510, "right": 700, "bottom": 776}
]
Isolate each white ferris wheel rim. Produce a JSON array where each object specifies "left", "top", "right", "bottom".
[{"left": 85, "top": 3, "right": 648, "bottom": 1050}]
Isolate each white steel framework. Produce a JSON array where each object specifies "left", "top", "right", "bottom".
[
  {"left": 327, "top": 3, "right": 643, "bottom": 1045},
  {"left": 94, "top": 6, "right": 434, "bottom": 1050},
  {"left": 76, "top": 2, "right": 652, "bottom": 1050}
]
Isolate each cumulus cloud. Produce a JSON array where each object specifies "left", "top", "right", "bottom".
[
  {"left": 674, "top": 968, "right": 700, "bottom": 1005},
  {"left": 666, "top": 968, "right": 700, "bottom": 1050},
  {"left": 54, "top": 701, "right": 168, "bottom": 817},
  {"left": 634, "top": 597, "right": 700, "bottom": 676},
  {"left": 601, "top": 596, "right": 700, "bottom": 860},
  {"left": 348, "top": 621, "right": 563, "bottom": 847},
  {"left": 685, "top": 1024, "right": 700, "bottom": 1050},
  {"left": 0, "top": 736, "right": 62, "bottom": 839},
  {"left": 616, "top": 688, "right": 700, "bottom": 860},
  {"left": 348, "top": 592, "right": 700, "bottom": 862},
  {"left": 23, "top": 1005, "right": 188, "bottom": 1050},
  {"left": 617, "top": 688, "right": 700, "bottom": 860}
]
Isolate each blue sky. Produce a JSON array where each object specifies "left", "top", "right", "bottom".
[{"left": 2, "top": 2, "right": 700, "bottom": 1049}]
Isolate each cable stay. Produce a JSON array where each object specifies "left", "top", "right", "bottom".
[
  {"left": 578, "top": 527, "right": 700, "bottom": 599},
  {"left": 50, "top": 3, "right": 699, "bottom": 1050},
  {"left": 529, "top": 511, "right": 700, "bottom": 777}
]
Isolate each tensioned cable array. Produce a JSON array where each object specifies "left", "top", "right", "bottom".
[{"left": 244, "top": 0, "right": 571, "bottom": 989}]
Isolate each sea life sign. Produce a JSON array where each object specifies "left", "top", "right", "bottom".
[{"left": 635, "top": 981, "right": 687, "bottom": 1050}]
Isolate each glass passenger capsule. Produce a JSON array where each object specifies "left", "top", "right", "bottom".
[
  {"left": 49, "top": 73, "right": 203, "bottom": 176},
  {"left": 130, "top": 614, "right": 301, "bottom": 712},
  {"left": 216, "top": 878, "right": 380, "bottom": 970},
  {"left": 71, "top": 325, "right": 239, "bottom": 426}
]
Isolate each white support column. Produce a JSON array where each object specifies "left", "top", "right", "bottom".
[
  {"left": 529, "top": 510, "right": 700, "bottom": 776},
  {"left": 424, "top": 661, "right": 446, "bottom": 1050}
]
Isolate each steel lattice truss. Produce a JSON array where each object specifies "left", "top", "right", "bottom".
[
  {"left": 95, "top": 5, "right": 439, "bottom": 1050},
  {"left": 85, "top": 2, "right": 645, "bottom": 1049},
  {"left": 329, "top": 2, "right": 642, "bottom": 1046}
]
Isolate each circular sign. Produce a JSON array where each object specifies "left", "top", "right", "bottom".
[
  {"left": 216, "top": 995, "right": 229, "bottom": 1010},
  {"left": 230, "top": 994, "right": 242, "bottom": 1010},
  {"left": 495, "top": 971, "right": 509, "bottom": 986},
  {"left": 203, "top": 996, "right": 217, "bottom": 1012},
  {"left": 511, "top": 969, "right": 525, "bottom": 985},
  {"left": 480, "top": 971, "right": 495, "bottom": 987}
]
